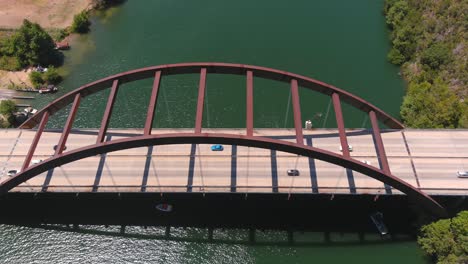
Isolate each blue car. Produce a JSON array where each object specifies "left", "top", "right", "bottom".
[{"left": 211, "top": 144, "right": 224, "bottom": 151}]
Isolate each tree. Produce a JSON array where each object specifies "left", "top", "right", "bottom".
[
  {"left": 385, "top": 0, "right": 409, "bottom": 29},
  {"left": 418, "top": 211, "right": 468, "bottom": 263},
  {"left": 71, "top": 11, "right": 91, "bottom": 33},
  {"left": 29, "top": 71, "right": 44, "bottom": 88},
  {"left": 400, "top": 79, "right": 462, "bottom": 128},
  {"left": 0, "top": 99, "right": 16, "bottom": 116},
  {"left": 387, "top": 47, "right": 406, "bottom": 65},
  {"left": 43, "top": 66, "right": 62, "bottom": 85},
  {"left": 0, "top": 20, "right": 59, "bottom": 67},
  {"left": 421, "top": 43, "right": 451, "bottom": 70}
]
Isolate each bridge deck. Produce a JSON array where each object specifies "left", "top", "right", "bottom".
[{"left": 0, "top": 129, "right": 466, "bottom": 196}]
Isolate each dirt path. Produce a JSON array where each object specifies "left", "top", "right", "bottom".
[
  {"left": 0, "top": 70, "right": 32, "bottom": 88},
  {"left": 0, "top": 0, "right": 92, "bottom": 29}
]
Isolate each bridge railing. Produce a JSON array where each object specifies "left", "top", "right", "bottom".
[{"left": 10, "top": 185, "right": 468, "bottom": 196}]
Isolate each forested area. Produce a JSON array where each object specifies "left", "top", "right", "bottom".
[{"left": 384, "top": 0, "right": 467, "bottom": 128}]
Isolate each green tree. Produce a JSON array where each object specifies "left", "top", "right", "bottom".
[
  {"left": 421, "top": 43, "right": 451, "bottom": 70},
  {"left": 43, "top": 66, "right": 62, "bottom": 85},
  {"left": 401, "top": 80, "right": 462, "bottom": 128},
  {"left": 391, "top": 25, "right": 417, "bottom": 62},
  {"left": 71, "top": 11, "right": 91, "bottom": 33},
  {"left": 387, "top": 47, "right": 406, "bottom": 65},
  {"left": 0, "top": 99, "right": 16, "bottom": 116},
  {"left": 29, "top": 71, "right": 44, "bottom": 88},
  {"left": 418, "top": 211, "right": 468, "bottom": 263},
  {"left": 1, "top": 19, "right": 58, "bottom": 67},
  {"left": 385, "top": 0, "right": 409, "bottom": 29}
]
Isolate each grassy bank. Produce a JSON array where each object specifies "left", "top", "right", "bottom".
[{"left": 384, "top": 0, "right": 467, "bottom": 128}]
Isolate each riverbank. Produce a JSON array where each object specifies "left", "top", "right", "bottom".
[{"left": 0, "top": 1, "right": 91, "bottom": 90}]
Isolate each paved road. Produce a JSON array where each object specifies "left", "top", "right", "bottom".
[{"left": 0, "top": 129, "right": 467, "bottom": 195}]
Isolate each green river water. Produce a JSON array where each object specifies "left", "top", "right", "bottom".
[{"left": 1, "top": 1, "right": 428, "bottom": 263}]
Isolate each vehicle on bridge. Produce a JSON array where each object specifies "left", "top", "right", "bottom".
[
  {"left": 211, "top": 144, "right": 224, "bottom": 151},
  {"left": 287, "top": 169, "right": 300, "bottom": 176},
  {"left": 457, "top": 171, "right": 468, "bottom": 178},
  {"left": 7, "top": 170, "right": 19, "bottom": 176}
]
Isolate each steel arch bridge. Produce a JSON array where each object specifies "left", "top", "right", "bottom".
[{"left": 0, "top": 62, "right": 446, "bottom": 217}]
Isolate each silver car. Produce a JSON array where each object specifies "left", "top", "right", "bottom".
[
  {"left": 457, "top": 171, "right": 468, "bottom": 178},
  {"left": 287, "top": 169, "right": 300, "bottom": 176}
]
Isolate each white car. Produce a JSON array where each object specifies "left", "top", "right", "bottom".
[
  {"left": 31, "top": 159, "right": 43, "bottom": 165},
  {"left": 361, "top": 160, "right": 371, "bottom": 165},
  {"left": 339, "top": 145, "right": 353, "bottom": 152},
  {"left": 457, "top": 171, "right": 468, "bottom": 178}
]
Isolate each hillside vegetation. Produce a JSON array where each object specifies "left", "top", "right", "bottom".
[{"left": 384, "top": 0, "right": 467, "bottom": 128}]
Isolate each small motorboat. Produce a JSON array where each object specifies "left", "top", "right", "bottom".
[
  {"left": 23, "top": 107, "right": 38, "bottom": 115},
  {"left": 370, "top": 211, "right": 388, "bottom": 236},
  {"left": 38, "top": 85, "right": 58, "bottom": 94},
  {"left": 55, "top": 41, "right": 70, "bottom": 50},
  {"left": 155, "top": 203, "right": 173, "bottom": 212}
]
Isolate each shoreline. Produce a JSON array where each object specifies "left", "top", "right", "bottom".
[{"left": 0, "top": 1, "right": 95, "bottom": 95}]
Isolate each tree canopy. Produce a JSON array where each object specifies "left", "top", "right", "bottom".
[
  {"left": 0, "top": 19, "right": 60, "bottom": 68},
  {"left": 418, "top": 211, "right": 468, "bottom": 263},
  {"left": 401, "top": 79, "right": 462, "bottom": 128},
  {"left": 384, "top": 0, "right": 467, "bottom": 128}
]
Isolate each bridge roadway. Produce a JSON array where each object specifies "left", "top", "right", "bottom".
[{"left": 0, "top": 129, "right": 466, "bottom": 196}]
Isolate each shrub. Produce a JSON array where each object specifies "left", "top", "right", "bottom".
[
  {"left": 43, "top": 66, "right": 62, "bottom": 85},
  {"left": 71, "top": 11, "right": 91, "bottom": 33},
  {"left": 92, "top": 0, "right": 126, "bottom": 9},
  {"left": 0, "top": 56, "right": 21, "bottom": 71},
  {"left": 387, "top": 48, "right": 406, "bottom": 65},
  {"left": 0, "top": 99, "right": 16, "bottom": 116},
  {"left": 29, "top": 71, "right": 44, "bottom": 88}
]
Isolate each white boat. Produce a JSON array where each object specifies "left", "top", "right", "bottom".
[
  {"left": 155, "top": 203, "right": 173, "bottom": 212},
  {"left": 38, "top": 85, "right": 58, "bottom": 94},
  {"left": 370, "top": 212, "right": 388, "bottom": 235}
]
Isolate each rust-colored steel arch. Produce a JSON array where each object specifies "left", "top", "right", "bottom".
[
  {"left": 20, "top": 62, "right": 403, "bottom": 129},
  {"left": 0, "top": 133, "right": 445, "bottom": 217},
  {"left": 8, "top": 62, "right": 442, "bottom": 217}
]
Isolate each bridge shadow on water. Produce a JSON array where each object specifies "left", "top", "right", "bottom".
[{"left": 14, "top": 223, "right": 415, "bottom": 248}]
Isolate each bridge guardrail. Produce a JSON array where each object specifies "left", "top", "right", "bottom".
[{"left": 9, "top": 185, "right": 468, "bottom": 196}]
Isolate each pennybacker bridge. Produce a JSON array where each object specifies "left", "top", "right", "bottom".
[{"left": 0, "top": 63, "right": 466, "bottom": 232}]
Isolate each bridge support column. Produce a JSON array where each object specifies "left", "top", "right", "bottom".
[
  {"left": 246, "top": 70, "right": 254, "bottom": 136},
  {"left": 97, "top": 79, "right": 119, "bottom": 143},
  {"left": 332, "top": 93, "right": 350, "bottom": 157},
  {"left": 291, "top": 79, "right": 303, "bottom": 145},
  {"left": 370, "top": 110, "right": 392, "bottom": 194},
  {"left": 22, "top": 110, "right": 49, "bottom": 171},
  {"left": 195, "top": 68, "right": 207, "bottom": 134},
  {"left": 144, "top": 71, "right": 162, "bottom": 135},
  {"left": 55, "top": 93, "right": 81, "bottom": 155},
  {"left": 369, "top": 111, "right": 391, "bottom": 175}
]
